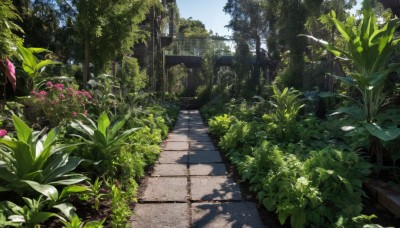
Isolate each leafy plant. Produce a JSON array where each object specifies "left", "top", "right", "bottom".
[
  {"left": 305, "top": 149, "right": 372, "bottom": 226},
  {"left": 70, "top": 112, "right": 139, "bottom": 175},
  {"left": 61, "top": 214, "right": 105, "bottom": 228},
  {"left": 17, "top": 44, "right": 61, "bottom": 90},
  {"left": 305, "top": 8, "right": 400, "bottom": 170},
  {"left": 108, "top": 183, "right": 131, "bottom": 228},
  {"left": 0, "top": 197, "right": 60, "bottom": 227},
  {"left": 0, "top": 115, "right": 86, "bottom": 194},
  {"left": 208, "top": 114, "right": 233, "bottom": 138},
  {"left": 219, "top": 120, "right": 265, "bottom": 156},
  {"left": 0, "top": 0, "right": 23, "bottom": 57},
  {"left": 88, "top": 74, "right": 121, "bottom": 115},
  {"left": 263, "top": 85, "right": 304, "bottom": 142},
  {"left": 82, "top": 178, "right": 107, "bottom": 211}
]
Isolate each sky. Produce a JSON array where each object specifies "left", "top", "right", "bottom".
[
  {"left": 176, "top": 0, "right": 232, "bottom": 37},
  {"left": 176, "top": 0, "right": 364, "bottom": 38}
]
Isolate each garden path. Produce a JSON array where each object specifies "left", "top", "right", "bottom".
[{"left": 131, "top": 110, "right": 265, "bottom": 227}]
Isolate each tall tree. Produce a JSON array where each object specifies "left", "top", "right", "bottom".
[
  {"left": 224, "top": 0, "right": 266, "bottom": 91},
  {"left": 71, "top": 0, "right": 152, "bottom": 84}
]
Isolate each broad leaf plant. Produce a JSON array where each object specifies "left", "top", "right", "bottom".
[{"left": 305, "top": 8, "right": 400, "bottom": 171}]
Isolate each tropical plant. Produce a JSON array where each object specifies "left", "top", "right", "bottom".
[
  {"left": 263, "top": 85, "right": 304, "bottom": 142},
  {"left": 305, "top": 8, "right": 400, "bottom": 170},
  {"left": 70, "top": 112, "right": 139, "bottom": 175},
  {"left": 17, "top": 44, "right": 61, "bottom": 90},
  {"left": 0, "top": 183, "right": 90, "bottom": 227},
  {"left": 0, "top": 115, "right": 86, "bottom": 194},
  {"left": 0, "top": 197, "right": 61, "bottom": 227}
]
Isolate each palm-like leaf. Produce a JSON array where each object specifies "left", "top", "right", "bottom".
[
  {"left": 0, "top": 115, "right": 86, "bottom": 195},
  {"left": 70, "top": 112, "right": 140, "bottom": 174}
]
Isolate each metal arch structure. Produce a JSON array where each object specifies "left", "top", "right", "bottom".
[{"left": 165, "top": 55, "right": 235, "bottom": 68}]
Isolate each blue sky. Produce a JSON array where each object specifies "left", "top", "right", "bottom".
[
  {"left": 176, "top": 0, "right": 363, "bottom": 37},
  {"left": 176, "top": 0, "right": 232, "bottom": 37}
]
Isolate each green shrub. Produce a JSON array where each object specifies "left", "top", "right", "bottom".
[
  {"left": 263, "top": 85, "right": 304, "bottom": 142},
  {"left": 118, "top": 56, "right": 147, "bottom": 93},
  {"left": 208, "top": 114, "right": 233, "bottom": 138},
  {"left": 219, "top": 120, "right": 265, "bottom": 156},
  {"left": 304, "top": 149, "right": 371, "bottom": 226},
  {"left": 251, "top": 142, "right": 372, "bottom": 228}
]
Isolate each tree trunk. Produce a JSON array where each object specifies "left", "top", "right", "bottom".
[
  {"left": 250, "top": 34, "right": 261, "bottom": 91},
  {"left": 83, "top": 31, "right": 89, "bottom": 88}
]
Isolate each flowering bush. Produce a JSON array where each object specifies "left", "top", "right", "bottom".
[
  {"left": 31, "top": 81, "right": 92, "bottom": 126},
  {"left": 0, "top": 129, "right": 7, "bottom": 137}
]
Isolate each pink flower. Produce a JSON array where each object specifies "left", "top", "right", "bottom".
[
  {"left": 60, "top": 94, "right": 65, "bottom": 99},
  {"left": 31, "top": 90, "right": 39, "bottom": 96},
  {"left": 46, "top": 81, "right": 53, "bottom": 88},
  {"left": 54, "top": 83, "right": 64, "bottom": 91},
  {"left": 81, "top": 90, "right": 92, "bottom": 99},
  {"left": 0, "top": 129, "right": 7, "bottom": 137},
  {"left": 71, "top": 111, "right": 77, "bottom": 117},
  {"left": 1, "top": 59, "right": 16, "bottom": 92},
  {"left": 39, "top": 91, "right": 47, "bottom": 96}
]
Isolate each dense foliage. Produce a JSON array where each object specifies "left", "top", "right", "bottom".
[
  {"left": 0, "top": 1, "right": 180, "bottom": 226},
  {"left": 202, "top": 86, "right": 375, "bottom": 227}
]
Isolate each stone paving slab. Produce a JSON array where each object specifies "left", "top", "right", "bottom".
[
  {"left": 191, "top": 202, "right": 265, "bottom": 228},
  {"left": 164, "top": 141, "right": 189, "bottom": 151},
  {"left": 152, "top": 164, "right": 187, "bottom": 176},
  {"left": 191, "top": 176, "right": 241, "bottom": 201},
  {"left": 173, "top": 128, "right": 189, "bottom": 133},
  {"left": 189, "top": 151, "right": 222, "bottom": 163},
  {"left": 142, "top": 177, "right": 188, "bottom": 202},
  {"left": 190, "top": 163, "right": 227, "bottom": 176},
  {"left": 190, "top": 125, "right": 207, "bottom": 129},
  {"left": 170, "top": 130, "right": 189, "bottom": 136},
  {"left": 158, "top": 151, "right": 188, "bottom": 164},
  {"left": 188, "top": 135, "right": 212, "bottom": 142},
  {"left": 175, "top": 121, "right": 189, "bottom": 126},
  {"left": 190, "top": 142, "right": 215, "bottom": 151},
  {"left": 190, "top": 130, "right": 209, "bottom": 135},
  {"left": 132, "top": 203, "right": 189, "bottom": 228},
  {"left": 188, "top": 132, "right": 210, "bottom": 138},
  {"left": 166, "top": 133, "right": 189, "bottom": 142}
]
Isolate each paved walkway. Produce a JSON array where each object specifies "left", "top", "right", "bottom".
[{"left": 131, "top": 110, "right": 265, "bottom": 228}]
